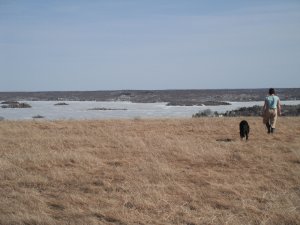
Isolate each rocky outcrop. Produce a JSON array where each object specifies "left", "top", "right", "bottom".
[{"left": 1, "top": 102, "right": 31, "bottom": 108}]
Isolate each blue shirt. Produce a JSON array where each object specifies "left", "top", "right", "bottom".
[{"left": 265, "top": 95, "right": 280, "bottom": 109}]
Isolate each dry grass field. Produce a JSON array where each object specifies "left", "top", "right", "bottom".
[{"left": 0, "top": 117, "right": 299, "bottom": 225}]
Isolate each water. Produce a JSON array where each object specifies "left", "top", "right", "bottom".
[{"left": 0, "top": 100, "right": 299, "bottom": 120}]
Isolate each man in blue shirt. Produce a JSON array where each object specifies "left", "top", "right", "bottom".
[{"left": 263, "top": 88, "right": 281, "bottom": 133}]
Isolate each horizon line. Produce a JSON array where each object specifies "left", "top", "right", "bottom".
[{"left": 0, "top": 87, "right": 299, "bottom": 93}]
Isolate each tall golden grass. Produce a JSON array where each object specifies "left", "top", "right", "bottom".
[{"left": 0, "top": 117, "right": 299, "bottom": 225}]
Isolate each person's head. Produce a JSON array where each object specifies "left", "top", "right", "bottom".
[{"left": 269, "top": 88, "right": 275, "bottom": 95}]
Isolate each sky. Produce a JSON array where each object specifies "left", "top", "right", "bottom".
[{"left": 0, "top": 0, "right": 300, "bottom": 91}]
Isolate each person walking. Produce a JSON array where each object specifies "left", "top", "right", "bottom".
[{"left": 263, "top": 88, "right": 281, "bottom": 133}]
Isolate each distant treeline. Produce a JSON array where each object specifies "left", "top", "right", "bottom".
[
  {"left": 193, "top": 105, "right": 300, "bottom": 117},
  {"left": 0, "top": 88, "right": 299, "bottom": 103}
]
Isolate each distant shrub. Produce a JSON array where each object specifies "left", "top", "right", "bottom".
[
  {"left": 192, "top": 104, "right": 299, "bottom": 119},
  {"left": 192, "top": 105, "right": 300, "bottom": 117},
  {"left": 223, "top": 105, "right": 262, "bottom": 117},
  {"left": 281, "top": 104, "right": 300, "bottom": 116},
  {"left": 193, "top": 109, "right": 219, "bottom": 117},
  {"left": 216, "top": 105, "right": 300, "bottom": 117},
  {"left": 133, "top": 116, "right": 142, "bottom": 121}
]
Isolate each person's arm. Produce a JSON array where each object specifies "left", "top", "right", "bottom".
[
  {"left": 262, "top": 99, "right": 267, "bottom": 116},
  {"left": 277, "top": 99, "right": 281, "bottom": 116}
]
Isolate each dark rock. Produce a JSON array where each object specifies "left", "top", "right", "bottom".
[
  {"left": 54, "top": 102, "right": 69, "bottom": 106},
  {"left": 32, "top": 115, "right": 44, "bottom": 119},
  {"left": 1, "top": 101, "right": 19, "bottom": 104},
  {"left": 88, "top": 107, "right": 127, "bottom": 111}
]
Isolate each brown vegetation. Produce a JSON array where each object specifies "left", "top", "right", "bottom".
[{"left": 0, "top": 118, "right": 299, "bottom": 225}]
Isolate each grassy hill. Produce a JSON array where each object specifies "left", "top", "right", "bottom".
[{"left": 0, "top": 118, "right": 299, "bottom": 225}]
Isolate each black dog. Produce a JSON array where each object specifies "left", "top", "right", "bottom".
[{"left": 239, "top": 120, "right": 250, "bottom": 140}]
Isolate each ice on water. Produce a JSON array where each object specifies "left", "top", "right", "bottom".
[{"left": 1, "top": 100, "right": 299, "bottom": 120}]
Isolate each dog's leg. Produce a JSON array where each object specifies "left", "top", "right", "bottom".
[{"left": 266, "top": 122, "right": 271, "bottom": 134}]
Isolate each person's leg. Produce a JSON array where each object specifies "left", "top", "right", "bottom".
[
  {"left": 263, "top": 110, "right": 271, "bottom": 133},
  {"left": 270, "top": 110, "right": 278, "bottom": 133}
]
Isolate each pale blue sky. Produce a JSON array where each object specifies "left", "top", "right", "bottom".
[{"left": 0, "top": 0, "right": 300, "bottom": 91}]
